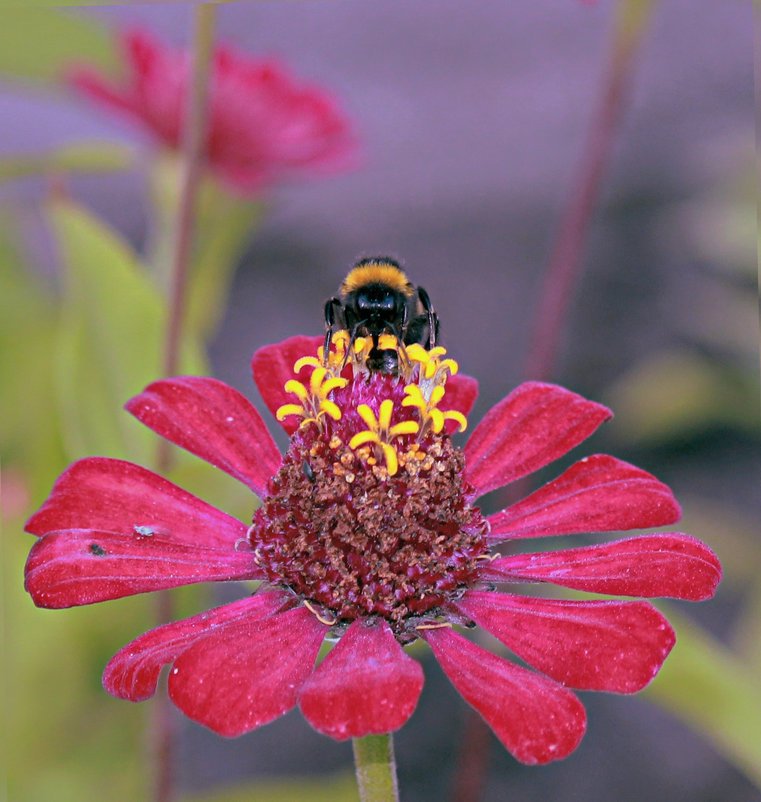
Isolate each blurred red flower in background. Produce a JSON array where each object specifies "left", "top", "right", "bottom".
[
  {"left": 69, "top": 30, "right": 357, "bottom": 194},
  {"left": 24, "top": 335, "right": 721, "bottom": 764}
]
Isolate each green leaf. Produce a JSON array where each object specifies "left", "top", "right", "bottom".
[
  {"left": 0, "top": 214, "right": 67, "bottom": 499},
  {"left": 147, "top": 154, "right": 264, "bottom": 343},
  {"left": 190, "top": 184, "right": 264, "bottom": 340},
  {"left": 0, "top": 10, "right": 118, "bottom": 82},
  {"left": 605, "top": 349, "right": 761, "bottom": 443},
  {"left": 645, "top": 609, "right": 761, "bottom": 790},
  {"left": 0, "top": 142, "right": 133, "bottom": 183},
  {"left": 48, "top": 196, "right": 206, "bottom": 464},
  {"left": 5, "top": 499, "right": 148, "bottom": 802}
]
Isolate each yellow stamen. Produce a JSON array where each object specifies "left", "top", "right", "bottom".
[
  {"left": 294, "top": 356, "right": 320, "bottom": 372},
  {"left": 429, "top": 408, "right": 444, "bottom": 434},
  {"left": 402, "top": 380, "right": 468, "bottom": 435},
  {"left": 284, "top": 380, "right": 309, "bottom": 402},
  {"left": 377, "top": 399, "right": 394, "bottom": 431},
  {"left": 404, "top": 343, "right": 430, "bottom": 363},
  {"left": 303, "top": 599, "right": 337, "bottom": 626},
  {"left": 349, "top": 430, "right": 381, "bottom": 449},
  {"left": 357, "top": 404, "right": 379, "bottom": 431},
  {"left": 424, "top": 361, "right": 439, "bottom": 379},
  {"left": 276, "top": 403, "right": 306, "bottom": 421},
  {"left": 430, "top": 385, "right": 445, "bottom": 407},
  {"left": 389, "top": 420, "right": 420, "bottom": 437},
  {"left": 320, "top": 400, "right": 343, "bottom": 421},
  {"left": 322, "top": 376, "right": 349, "bottom": 394},
  {"left": 380, "top": 442, "right": 398, "bottom": 476},
  {"left": 443, "top": 410, "right": 467, "bottom": 433},
  {"left": 309, "top": 367, "right": 329, "bottom": 396}
]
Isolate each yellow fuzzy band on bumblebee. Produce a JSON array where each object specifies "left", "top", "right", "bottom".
[{"left": 341, "top": 262, "right": 414, "bottom": 297}]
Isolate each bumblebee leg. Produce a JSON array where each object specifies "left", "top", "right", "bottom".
[
  {"left": 323, "top": 298, "right": 341, "bottom": 364},
  {"left": 342, "top": 320, "right": 365, "bottom": 369},
  {"left": 387, "top": 319, "right": 410, "bottom": 372},
  {"left": 416, "top": 287, "right": 438, "bottom": 348},
  {"left": 406, "top": 287, "right": 439, "bottom": 350}
]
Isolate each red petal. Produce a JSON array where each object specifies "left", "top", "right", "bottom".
[
  {"left": 441, "top": 374, "right": 479, "bottom": 433},
  {"left": 126, "top": 377, "right": 281, "bottom": 496},
  {"left": 168, "top": 606, "right": 327, "bottom": 736},
  {"left": 457, "top": 592, "right": 675, "bottom": 693},
  {"left": 104, "top": 591, "right": 289, "bottom": 701},
  {"left": 486, "top": 455, "right": 681, "bottom": 541},
  {"left": 24, "top": 530, "right": 260, "bottom": 608},
  {"left": 68, "top": 67, "right": 137, "bottom": 116},
  {"left": 251, "top": 335, "right": 322, "bottom": 435},
  {"left": 25, "top": 457, "right": 246, "bottom": 549},
  {"left": 463, "top": 383, "right": 611, "bottom": 497},
  {"left": 299, "top": 619, "right": 424, "bottom": 739},
  {"left": 481, "top": 534, "right": 721, "bottom": 601},
  {"left": 423, "top": 627, "right": 586, "bottom": 764}
]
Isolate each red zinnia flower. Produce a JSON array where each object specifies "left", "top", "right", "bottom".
[
  {"left": 25, "top": 334, "right": 721, "bottom": 764},
  {"left": 68, "top": 30, "right": 357, "bottom": 193}
]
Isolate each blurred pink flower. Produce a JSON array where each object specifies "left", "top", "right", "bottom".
[{"left": 69, "top": 30, "right": 358, "bottom": 194}]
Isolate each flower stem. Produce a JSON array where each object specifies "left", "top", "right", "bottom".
[
  {"left": 523, "top": 0, "right": 657, "bottom": 382},
  {"left": 152, "top": 6, "right": 218, "bottom": 802},
  {"left": 352, "top": 734, "right": 400, "bottom": 802},
  {"left": 161, "top": 2, "right": 217, "bottom": 383}
]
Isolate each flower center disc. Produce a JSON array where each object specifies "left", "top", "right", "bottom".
[{"left": 250, "top": 386, "right": 489, "bottom": 636}]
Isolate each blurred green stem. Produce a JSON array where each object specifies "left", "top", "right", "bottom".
[
  {"left": 352, "top": 735, "right": 399, "bottom": 802},
  {"left": 153, "top": 5, "right": 218, "bottom": 802},
  {"left": 523, "top": 0, "right": 657, "bottom": 382}
]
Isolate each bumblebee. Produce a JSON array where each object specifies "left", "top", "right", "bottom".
[{"left": 324, "top": 257, "right": 439, "bottom": 375}]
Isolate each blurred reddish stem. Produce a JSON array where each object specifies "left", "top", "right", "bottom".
[
  {"left": 450, "top": 704, "right": 491, "bottom": 802},
  {"left": 453, "top": 3, "right": 657, "bottom": 800},
  {"left": 523, "top": 0, "right": 656, "bottom": 382},
  {"left": 153, "top": 5, "right": 218, "bottom": 802}
]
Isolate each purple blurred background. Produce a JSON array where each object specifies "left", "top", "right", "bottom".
[{"left": 3, "top": 2, "right": 756, "bottom": 799}]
